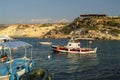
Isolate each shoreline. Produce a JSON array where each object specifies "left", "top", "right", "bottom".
[{"left": 12, "top": 36, "right": 120, "bottom": 41}]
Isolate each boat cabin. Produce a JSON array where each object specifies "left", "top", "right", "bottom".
[{"left": 66, "top": 39, "right": 80, "bottom": 48}]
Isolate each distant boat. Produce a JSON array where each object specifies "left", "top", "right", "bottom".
[
  {"left": 0, "top": 35, "right": 13, "bottom": 43},
  {"left": 51, "top": 38, "right": 97, "bottom": 54},
  {"left": 0, "top": 35, "right": 13, "bottom": 50},
  {"left": 39, "top": 42, "right": 52, "bottom": 45}
]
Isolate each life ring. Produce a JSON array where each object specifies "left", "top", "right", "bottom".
[{"left": 21, "top": 68, "right": 52, "bottom": 80}]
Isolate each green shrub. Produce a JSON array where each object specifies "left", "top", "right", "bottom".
[
  {"left": 110, "top": 29, "right": 120, "bottom": 35},
  {"left": 60, "top": 26, "right": 72, "bottom": 34},
  {"left": 107, "top": 21, "right": 120, "bottom": 28}
]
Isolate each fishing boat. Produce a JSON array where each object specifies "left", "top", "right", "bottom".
[
  {"left": 0, "top": 41, "right": 34, "bottom": 80},
  {"left": 51, "top": 38, "right": 97, "bottom": 54}
]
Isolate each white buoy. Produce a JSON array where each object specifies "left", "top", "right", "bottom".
[{"left": 48, "top": 55, "right": 51, "bottom": 59}]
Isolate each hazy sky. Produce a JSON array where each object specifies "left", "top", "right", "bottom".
[{"left": 0, "top": 0, "right": 120, "bottom": 24}]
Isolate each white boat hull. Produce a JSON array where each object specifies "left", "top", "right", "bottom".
[
  {"left": 39, "top": 42, "right": 52, "bottom": 45},
  {"left": 52, "top": 45, "right": 97, "bottom": 54}
]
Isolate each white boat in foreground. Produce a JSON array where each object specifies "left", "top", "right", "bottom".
[
  {"left": 0, "top": 41, "right": 34, "bottom": 80},
  {"left": 52, "top": 38, "right": 97, "bottom": 54}
]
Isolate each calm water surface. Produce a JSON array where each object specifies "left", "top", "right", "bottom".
[{"left": 17, "top": 38, "right": 120, "bottom": 80}]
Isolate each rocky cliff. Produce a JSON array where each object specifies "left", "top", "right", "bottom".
[
  {"left": 0, "top": 16, "right": 120, "bottom": 40},
  {"left": 59, "top": 16, "right": 120, "bottom": 40}
]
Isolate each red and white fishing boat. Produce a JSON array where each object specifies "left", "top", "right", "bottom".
[{"left": 51, "top": 38, "right": 97, "bottom": 54}]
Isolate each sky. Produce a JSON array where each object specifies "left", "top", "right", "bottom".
[{"left": 0, "top": 0, "right": 120, "bottom": 24}]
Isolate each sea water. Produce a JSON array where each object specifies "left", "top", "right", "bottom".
[{"left": 17, "top": 38, "right": 120, "bottom": 80}]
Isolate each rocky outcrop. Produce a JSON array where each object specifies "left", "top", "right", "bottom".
[
  {"left": 60, "top": 16, "right": 120, "bottom": 40},
  {"left": 0, "top": 16, "right": 120, "bottom": 40}
]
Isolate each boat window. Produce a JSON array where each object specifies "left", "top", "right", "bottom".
[
  {"left": 17, "top": 66, "right": 20, "bottom": 70},
  {"left": 69, "top": 44, "right": 71, "bottom": 46}
]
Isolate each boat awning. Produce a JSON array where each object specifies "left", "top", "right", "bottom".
[{"left": 0, "top": 41, "right": 32, "bottom": 49}]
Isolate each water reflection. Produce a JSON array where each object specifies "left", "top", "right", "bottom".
[
  {"left": 67, "top": 53, "right": 98, "bottom": 71},
  {"left": 49, "top": 52, "right": 98, "bottom": 72},
  {"left": 67, "top": 53, "right": 97, "bottom": 60},
  {"left": 67, "top": 53, "right": 80, "bottom": 63}
]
